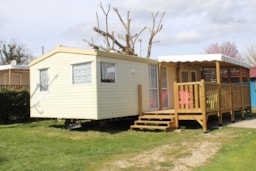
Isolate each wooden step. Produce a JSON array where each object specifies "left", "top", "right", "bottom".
[
  {"left": 130, "top": 125, "right": 168, "bottom": 131},
  {"left": 143, "top": 112, "right": 173, "bottom": 115},
  {"left": 130, "top": 110, "right": 176, "bottom": 132},
  {"left": 135, "top": 120, "right": 172, "bottom": 126},
  {"left": 139, "top": 114, "right": 175, "bottom": 120},
  {"left": 143, "top": 109, "right": 175, "bottom": 115}
]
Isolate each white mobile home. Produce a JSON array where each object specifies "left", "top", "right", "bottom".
[{"left": 29, "top": 45, "right": 160, "bottom": 120}]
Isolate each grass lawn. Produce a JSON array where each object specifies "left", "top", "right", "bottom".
[{"left": 0, "top": 115, "right": 256, "bottom": 171}]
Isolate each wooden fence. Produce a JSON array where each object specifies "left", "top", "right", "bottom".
[{"left": 0, "top": 85, "right": 30, "bottom": 91}]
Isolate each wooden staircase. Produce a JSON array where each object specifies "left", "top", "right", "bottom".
[{"left": 130, "top": 109, "right": 176, "bottom": 132}]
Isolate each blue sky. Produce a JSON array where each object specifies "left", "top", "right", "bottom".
[{"left": 1, "top": 0, "right": 256, "bottom": 59}]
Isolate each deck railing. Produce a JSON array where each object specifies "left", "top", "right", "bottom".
[
  {"left": 173, "top": 80, "right": 251, "bottom": 132},
  {"left": 173, "top": 81, "right": 203, "bottom": 113},
  {"left": 174, "top": 80, "right": 251, "bottom": 115},
  {"left": 232, "top": 85, "right": 242, "bottom": 110},
  {"left": 0, "top": 85, "right": 30, "bottom": 91},
  {"left": 243, "top": 85, "right": 251, "bottom": 107}
]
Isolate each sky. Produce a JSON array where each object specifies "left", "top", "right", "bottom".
[{"left": 1, "top": 0, "right": 256, "bottom": 59}]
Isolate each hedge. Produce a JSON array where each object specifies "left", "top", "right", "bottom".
[{"left": 0, "top": 89, "right": 30, "bottom": 123}]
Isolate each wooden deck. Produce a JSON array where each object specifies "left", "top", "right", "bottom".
[
  {"left": 131, "top": 79, "right": 252, "bottom": 133},
  {"left": 173, "top": 80, "right": 251, "bottom": 132}
]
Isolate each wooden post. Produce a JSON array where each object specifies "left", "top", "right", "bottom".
[
  {"left": 230, "top": 84, "right": 235, "bottom": 122},
  {"left": 216, "top": 61, "right": 221, "bottom": 84},
  {"left": 173, "top": 82, "right": 179, "bottom": 128},
  {"left": 200, "top": 80, "right": 207, "bottom": 133},
  {"left": 247, "top": 68, "right": 252, "bottom": 116},
  {"left": 8, "top": 68, "right": 11, "bottom": 85},
  {"left": 240, "top": 67, "right": 245, "bottom": 119},
  {"left": 138, "top": 84, "right": 143, "bottom": 116},
  {"left": 216, "top": 61, "right": 222, "bottom": 126}
]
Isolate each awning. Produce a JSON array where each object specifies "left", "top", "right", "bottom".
[
  {"left": 158, "top": 54, "right": 252, "bottom": 69},
  {"left": 0, "top": 64, "right": 29, "bottom": 71}
]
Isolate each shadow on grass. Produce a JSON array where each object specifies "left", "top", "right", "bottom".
[
  {"left": 49, "top": 117, "right": 138, "bottom": 134},
  {"left": 46, "top": 111, "right": 256, "bottom": 133}
]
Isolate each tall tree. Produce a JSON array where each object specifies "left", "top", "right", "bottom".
[
  {"left": 83, "top": 3, "right": 165, "bottom": 58},
  {"left": 205, "top": 41, "right": 242, "bottom": 60},
  {"left": 0, "top": 40, "right": 32, "bottom": 65},
  {"left": 246, "top": 46, "right": 256, "bottom": 66}
]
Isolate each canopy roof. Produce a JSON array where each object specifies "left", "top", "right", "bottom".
[
  {"left": 158, "top": 54, "right": 251, "bottom": 69},
  {"left": 0, "top": 64, "right": 29, "bottom": 71}
]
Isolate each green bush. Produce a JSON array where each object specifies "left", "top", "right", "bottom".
[{"left": 0, "top": 89, "right": 30, "bottom": 123}]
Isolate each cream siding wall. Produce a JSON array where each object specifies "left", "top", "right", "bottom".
[
  {"left": 96, "top": 56, "right": 151, "bottom": 119},
  {"left": 30, "top": 53, "right": 98, "bottom": 119}
]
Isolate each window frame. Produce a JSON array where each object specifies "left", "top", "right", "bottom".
[
  {"left": 72, "top": 62, "right": 92, "bottom": 85},
  {"left": 148, "top": 64, "right": 159, "bottom": 109},
  {"left": 39, "top": 68, "right": 48, "bottom": 92},
  {"left": 161, "top": 67, "right": 169, "bottom": 108},
  {"left": 100, "top": 62, "right": 116, "bottom": 84},
  {"left": 180, "top": 70, "right": 197, "bottom": 82},
  {"left": 254, "top": 80, "right": 256, "bottom": 92}
]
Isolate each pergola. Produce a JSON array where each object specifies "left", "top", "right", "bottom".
[{"left": 158, "top": 54, "right": 252, "bottom": 132}]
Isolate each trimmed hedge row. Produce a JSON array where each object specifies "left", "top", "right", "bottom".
[{"left": 0, "top": 89, "right": 30, "bottom": 123}]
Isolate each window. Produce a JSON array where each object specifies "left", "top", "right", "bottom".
[
  {"left": 149, "top": 64, "right": 158, "bottom": 109},
  {"left": 254, "top": 80, "right": 256, "bottom": 92},
  {"left": 100, "top": 62, "right": 116, "bottom": 83},
  {"left": 181, "top": 71, "right": 189, "bottom": 82},
  {"left": 191, "top": 72, "right": 196, "bottom": 81},
  {"left": 72, "top": 62, "right": 92, "bottom": 84},
  {"left": 39, "top": 69, "right": 48, "bottom": 91},
  {"left": 161, "top": 67, "right": 168, "bottom": 108},
  {"left": 181, "top": 70, "right": 197, "bottom": 82}
]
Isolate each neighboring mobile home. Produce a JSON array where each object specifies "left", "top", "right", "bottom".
[
  {"left": 0, "top": 64, "right": 30, "bottom": 91},
  {"left": 250, "top": 66, "right": 256, "bottom": 108},
  {"left": 29, "top": 45, "right": 164, "bottom": 121}
]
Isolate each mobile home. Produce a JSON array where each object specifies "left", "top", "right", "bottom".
[
  {"left": 0, "top": 64, "right": 30, "bottom": 91},
  {"left": 250, "top": 66, "right": 256, "bottom": 108},
  {"left": 29, "top": 45, "right": 163, "bottom": 122},
  {"left": 30, "top": 46, "right": 252, "bottom": 132}
]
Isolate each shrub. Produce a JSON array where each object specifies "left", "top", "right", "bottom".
[{"left": 0, "top": 89, "right": 30, "bottom": 123}]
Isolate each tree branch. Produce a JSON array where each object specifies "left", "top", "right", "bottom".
[
  {"left": 146, "top": 12, "right": 165, "bottom": 58},
  {"left": 93, "top": 27, "right": 126, "bottom": 51}
]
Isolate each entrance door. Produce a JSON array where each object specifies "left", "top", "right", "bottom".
[{"left": 161, "top": 67, "right": 168, "bottom": 108}]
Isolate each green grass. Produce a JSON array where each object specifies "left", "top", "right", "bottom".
[
  {"left": 0, "top": 117, "right": 256, "bottom": 171},
  {"left": 195, "top": 128, "right": 256, "bottom": 171}
]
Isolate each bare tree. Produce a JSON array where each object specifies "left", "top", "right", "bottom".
[
  {"left": 0, "top": 40, "right": 32, "bottom": 65},
  {"left": 205, "top": 41, "right": 242, "bottom": 60},
  {"left": 83, "top": 3, "right": 165, "bottom": 58},
  {"left": 246, "top": 46, "right": 256, "bottom": 66}
]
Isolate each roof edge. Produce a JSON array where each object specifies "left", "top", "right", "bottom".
[
  {"left": 29, "top": 45, "right": 157, "bottom": 66},
  {"left": 0, "top": 64, "right": 29, "bottom": 70}
]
